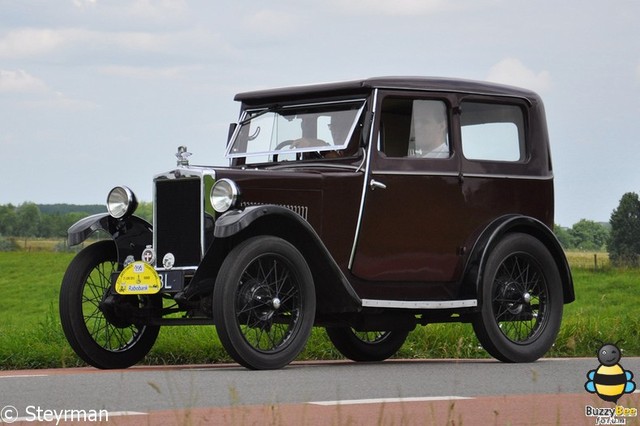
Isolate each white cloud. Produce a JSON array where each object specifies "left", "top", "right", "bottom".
[
  {"left": 327, "top": 0, "right": 494, "bottom": 16},
  {"left": 0, "top": 26, "right": 230, "bottom": 61},
  {"left": 330, "top": 0, "right": 450, "bottom": 15},
  {"left": 0, "top": 69, "right": 95, "bottom": 110},
  {"left": 98, "top": 64, "right": 202, "bottom": 79},
  {"left": 486, "top": 58, "right": 551, "bottom": 93},
  {"left": 0, "top": 69, "right": 47, "bottom": 93},
  {"left": 242, "top": 10, "right": 302, "bottom": 38},
  {"left": 0, "top": 28, "right": 82, "bottom": 58},
  {"left": 125, "top": 0, "right": 189, "bottom": 21},
  {"left": 19, "top": 92, "right": 98, "bottom": 110},
  {"left": 72, "top": 0, "right": 97, "bottom": 8}
]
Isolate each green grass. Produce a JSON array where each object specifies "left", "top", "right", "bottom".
[{"left": 0, "top": 251, "right": 637, "bottom": 369}]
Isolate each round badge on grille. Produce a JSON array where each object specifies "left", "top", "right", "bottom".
[
  {"left": 141, "top": 245, "right": 155, "bottom": 264},
  {"left": 163, "top": 253, "right": 175, "bottom": 269}
]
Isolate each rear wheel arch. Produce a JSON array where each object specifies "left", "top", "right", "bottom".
[{"left": 462, "top": 215, "right": 574, "bottom": 305}]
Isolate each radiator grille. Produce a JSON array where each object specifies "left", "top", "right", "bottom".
[{"left": 155, "top": 178, "right": 202, "bottom": 267}]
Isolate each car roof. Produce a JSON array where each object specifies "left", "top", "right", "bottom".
[{"left": 234, "top": 76, "right": 540, "bottom": 105}]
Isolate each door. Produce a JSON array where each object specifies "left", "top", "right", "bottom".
[{"left": 351, "top": 95, "right": 467, "bottom": 283}]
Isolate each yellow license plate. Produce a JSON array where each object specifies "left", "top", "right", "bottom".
[{"left": 115, "top": 261, "right": 162, "bottom": 295}]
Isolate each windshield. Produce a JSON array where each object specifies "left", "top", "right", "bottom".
[{"left": 226, "top": 100, "right": 365, "bottom": 163}]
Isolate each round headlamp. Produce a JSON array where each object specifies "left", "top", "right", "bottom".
[
  {"left": 106, "top": 186, "right": 138, "bottom": 219},
  {"left": 210, "top": 178, "right": 240, "bottom": 213}
]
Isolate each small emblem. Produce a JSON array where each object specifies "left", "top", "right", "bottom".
[
  {"left": 163, "top": 253, "right": 175, "bottom": 269},
  {"left": 123, "top": 255, "right": 135, "bottom": 267},
  {"left": 176, "top": 146, "right": 191, "bottom": 166},
  {"left": 141, "top": 245, "right": 155, "bottom": 264}
]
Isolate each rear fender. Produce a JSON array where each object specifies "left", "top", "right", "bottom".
[
  {"left": 67, "top": 213, "right": 153, "bottom": 265},
  {"left": 462, "top": 215, "right": 574, "bottom": 305}
]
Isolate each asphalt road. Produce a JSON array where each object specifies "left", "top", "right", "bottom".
[{"left": 1, "top": 358, "right": 638, "bottom": 425}]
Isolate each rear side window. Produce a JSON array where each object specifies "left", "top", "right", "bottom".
[
  {"left": 460, "top": 102, "right": 525, "bottom": 162},
  {"left": 379, "top": 98, "right": 450, "bottom": 159}
]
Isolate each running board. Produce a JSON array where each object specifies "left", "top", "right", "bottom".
[{"left": 361, "top": 299, "right": 477, "bottom": 310}]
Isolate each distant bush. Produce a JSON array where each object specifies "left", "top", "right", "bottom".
[{"left": 0, "top": 236, "right": 20, "bottom": 252}]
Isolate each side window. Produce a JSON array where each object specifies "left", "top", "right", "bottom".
[
  {"left": 380, "top": 98, "right": 450, "bottom": 159},
  {"left": 460, "top": 102, "right": 525, "bottom": 162}
]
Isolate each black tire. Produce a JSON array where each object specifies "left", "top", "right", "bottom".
[
  {"left": 213, "top": 236, "right": 316, "bottom": 370},
  {"left": 59, "top": 241, "right": 160, "bottom": 369},
  {"left": 325, "top": 328, "right": 409, "bottom": 362},
  {"left": 472, "top": 233, "right": 563, "bottom": 363}
]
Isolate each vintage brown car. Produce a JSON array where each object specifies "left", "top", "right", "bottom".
[{"left": 59, "top": 77, "right": 574, "bottom": 370}]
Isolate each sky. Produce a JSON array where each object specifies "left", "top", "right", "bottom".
[{"left": 1, "top": 0, "right": 639, "bottom": 227}]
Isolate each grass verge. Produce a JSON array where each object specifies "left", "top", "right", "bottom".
[{"left": 0, "top": 251, "right": 637, "bottom": 369}]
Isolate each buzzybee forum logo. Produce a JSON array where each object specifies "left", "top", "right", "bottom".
[
  {"left": 584, "top": 342, "right": 637, "bottom": 424},
  {"left": 585, "top": 342, "right": 636, "bottom": 402}
]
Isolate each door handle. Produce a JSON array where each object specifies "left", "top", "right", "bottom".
[{"left": 370, "top": 179, "right": 387, "bottom": 190}]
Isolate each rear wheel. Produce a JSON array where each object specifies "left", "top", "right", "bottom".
[
  {"left": 472, "top": 233, "right": 563, "bottom": 362},
  {"left": 326, "top": 328, "right": 409, "bottom": 362},
  {"left": 213, "top": 236, "right": 316, "bottom": 370},
  {"left": 59, "top": 241, "right": 160, "bottom": 369}
]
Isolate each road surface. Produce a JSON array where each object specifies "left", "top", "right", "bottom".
[{"left": 0, "top": 358, "right": 638, "bottom": 425}]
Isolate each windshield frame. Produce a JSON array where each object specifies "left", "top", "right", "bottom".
[{"left": 225, "top": 99, "right": 366, "bottom": 161}]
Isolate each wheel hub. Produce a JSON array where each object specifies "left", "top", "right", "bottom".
[
  {"left": 240, "top": 279, "right": 282, "bottom": 329},
  {"left": 498, "top": 282, "right": 533, "bottom": 318},
  {"left": 99, "top": 293, "right": 135, "bottom": 328}
]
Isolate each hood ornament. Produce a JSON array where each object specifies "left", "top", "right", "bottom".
[{"left": 176, "top": 146, "right": 192, "bottom": 166}]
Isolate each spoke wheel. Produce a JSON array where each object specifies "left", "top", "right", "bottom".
[
  {"left": 472, "top": 233, "right": 563, "bottom": 362},
  {"left": 326, "top": 328, "right": 409, "bottom": 362},
  {"left": 213, "top": 236, "right": 315, "bottom": 370},
  {"left": 59, "top": 241, "right": 160, "bottom": 369}
]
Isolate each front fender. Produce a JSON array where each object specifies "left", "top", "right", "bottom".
[
  {"left": 213, "top": 205, "right": 295, "bottom": 238},
  {"left": 68, "top": 213, "right": 153, "bottom": 265},
  {"left": 189, "top": 205, "right": 362, "bottom": 314}
]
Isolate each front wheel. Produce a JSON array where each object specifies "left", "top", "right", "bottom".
[
  {"left": 59, "top": 241, "right": 160, "bottom": 369},
  {"left": 325, "top": 328, "right": 409, "bottom": 362},
  {"left": 213, "top": 236, "right": 316, "bottom": 370},
  {"left": 472, "top": 233, "right": 563, "bottom": 363}
]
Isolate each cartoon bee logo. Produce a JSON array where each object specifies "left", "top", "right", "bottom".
[{"left": 585, "top": 342, "right": 636, "bottom": 403}]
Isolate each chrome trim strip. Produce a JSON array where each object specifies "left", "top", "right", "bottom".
[
  {"left": 349, "top": 89, "right": 378, "bottom": 269},
  {"left": 361, "top": 298, "right": 478, "bottom": 309},
  {"left": 371, "top": 170, "right": 552, "bottom": 180},
  {"left": 371, "top": 170, "right": 459, "bottom": 178},
  {"left": 458, "top": 173, "right": 553, "bottom": 181}
]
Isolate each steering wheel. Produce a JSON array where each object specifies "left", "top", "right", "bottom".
[
  {"left": 272, "top": 138, "right": 331, "bottom": 162},
  {"left": 272, "top": 140, "right": 296, "bottom": 162}
]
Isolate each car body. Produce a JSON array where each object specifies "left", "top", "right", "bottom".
[{"left": 59, "top": 77, "right": 574, "bottom": 370}]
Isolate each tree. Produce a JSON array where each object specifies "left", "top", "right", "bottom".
[
  {"left": 608, "top": 192, "right": 640, "bottom": 267},
  {"left": 568, "top": 219, "right": 609, "bottom": 251},
  {"left": 0, "top": 204, "right": 18, "bottom": 236},
  {"left": 554, "top": 224, "right": 575, "bottom": 249},
  {"left": 16, "top": 202, "right": 41, "bottom": 240}
]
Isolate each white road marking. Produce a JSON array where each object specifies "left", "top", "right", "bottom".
[
  {"left": 309, "top": 396, "right": 473, "bottom": 406},
  {"left": 105, "top": 411, "right": 148, "bottom": 417},
  {"left": 0, "top": 374, "right": 48, "bottom": 378}
]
